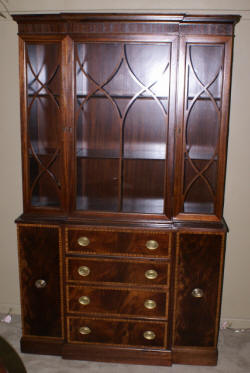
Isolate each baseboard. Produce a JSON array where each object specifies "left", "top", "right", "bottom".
[
  {"left": 221, "top": 318, "right": 250, "bottom": 329},
  {"left": 0, "top": 304, "right": 21, "bottom": 315}
]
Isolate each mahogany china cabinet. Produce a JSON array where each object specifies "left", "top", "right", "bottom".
[{"left": 13, "top": 13, "right": 240, "bottom": 366}]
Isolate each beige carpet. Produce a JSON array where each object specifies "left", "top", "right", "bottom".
[{"left": 0, "top": 315, "right": 249, "bottom": 373}]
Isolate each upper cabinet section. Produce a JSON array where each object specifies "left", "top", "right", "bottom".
[{"left": 13, "top": 13, "right": 240, "bottom": 221}]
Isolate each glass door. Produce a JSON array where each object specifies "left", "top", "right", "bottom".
[
  {"left": 75, "top": 42, "right": 172, "bottom": 215},
  {"left": 174, "top": 37, "right": 233, "bottom": 220},
  {"left": 25, "top": 42, "right": 63, "bottom": 209}
]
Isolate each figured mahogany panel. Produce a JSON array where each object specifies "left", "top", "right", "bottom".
[
  {"left": 173, "top": 232, "right": 224, "bottom": 347},
  {"left": 67, "top": 257, "right": 169, "bottom": 287},
  {"left": 66, "top": 227, "right": 171, "bottom": 257},
  {"left": 68, "top": 317, "right": 166, "bottom": 348},
  {"left": 18, "top": 225, "right": 63, "bottom": 338},
  {"left": 67, "top": 286, "right": 167, "bottom": 319}
]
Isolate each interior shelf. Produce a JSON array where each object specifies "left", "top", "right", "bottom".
[
  {"left": 185, "top": 146, "right": 218, "bottom": 161},
  {"left": 183, "top": 201, "right": 214, "bottom": 214},
  {"left": 76, "top": 93, "right": 168, "bottom": 100},
  {"left": 77, "top": 148, "right": 166, "bottom": 160},
  {"left": 76, "top": 196, "right": 164, "bottom": 214}
]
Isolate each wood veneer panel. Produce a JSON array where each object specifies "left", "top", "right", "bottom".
[
  {"left": 67, "top": 257, "right": 169, "bottom": 287},
  {"left": 66, "top": 227, "right": 171, "bottom": 257},
  {"left": 18, "top": 225, "right": 63, "bottom": 338},
  {"left": 67, "top": 286, "right": 167, "bottom": 319},
  {"left": 173, "top": 232, "right": 225, "bottom": 347},
  {"left": 68, "top": 317, "right": 166, "bottom": 348}
]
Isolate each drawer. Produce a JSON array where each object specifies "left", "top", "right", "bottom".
[
  {"left": 68, "top": 316, "right": 166, "bottom": 348},
  {"left": 66, "top": 227, "right": 171, "bottom": 257},
  {"left": 67, "top": 285, "right": 167, "bottom": 318},
  {"left": 66, "top": 257, "right": 170, "bottom": 287}
]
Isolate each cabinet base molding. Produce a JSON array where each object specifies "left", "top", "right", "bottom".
[
  {"left": 20, "top": 337, "right": 63, "bottom": 356},
  {"left": 62, "top": 343, "right": 172, "bottom": 366},
  {"left": 20, "top": 339, "right": 218, "bottom": 367},
  {"left": 172, "top": 347, "right": 218, "bottom": 366}
]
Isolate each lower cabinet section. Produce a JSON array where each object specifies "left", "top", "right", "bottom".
[{"left": 17, "top": 223, "right": 226, "bottom": 366}]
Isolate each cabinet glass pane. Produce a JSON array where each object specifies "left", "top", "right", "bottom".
[
  {"left": 123, "top": 160, "right": 165, "bottom": 213},
  {"left": 182, "top": 44, "right": 224, "bottom": 214},
  {"left": 75, "top": 43, "right": 170, "bottom": 213},
  {"left": 26, "top": 44, "right": 61, "bottom": 207}
]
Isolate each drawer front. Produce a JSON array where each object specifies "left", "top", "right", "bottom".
[
  {"left": 68, "top": 317, "right": 166, "bottom": 348},
  {"left": 66, "top": 227, "right": 171, "bottom": 257},
  {"left": 67, "top": 257, "right": 170, "bottom": 287},
  {"left": 67, "top": 286, "right": 167, "bottom": 318}
]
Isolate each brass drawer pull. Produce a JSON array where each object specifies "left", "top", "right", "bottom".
[
  {"left": 35, "top": 279, "right": 47, "bottom": 288},
  {"left": 77, "top": 236, "right": 90, "bottom": 247},
  {"left": 79, "top": 326, "right": 91, "bottom": 335},
  {"left": 145, "top": 269, "right": 158, "bottom": 280},
  {"left": 143, "top": 330, "right": 156, "bottom": 340},
  {"left": 78, "top": 266, "right": 90, "bottom": 277},
  {"left": 78, "top": 296, "right": 90, "bottom": 306},
  {"left": 145, "top": 240, "right": 159, "bottom": 250},
  {"left": 144, "top": 299, "right": 156, "bottom": 310},
  {"left": 192, "top": 288, "right": 204, "bottom": 298}
]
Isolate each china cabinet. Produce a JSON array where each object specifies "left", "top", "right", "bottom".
[{"left": 14, "top": 13, "right": 240, "bottom": 366}]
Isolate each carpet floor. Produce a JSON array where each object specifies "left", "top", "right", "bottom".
[{"left": 0, "top": 315, "right": 249, "bottom": 373}]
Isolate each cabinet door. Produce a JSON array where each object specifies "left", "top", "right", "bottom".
[
  {"left": 173, "top": 232, "right": 225, "bottom": 347},
  {"left": 174, "top": 36, "right": 233, "bottom": 221},
  {"left": 74, "top": 40, "right": 177, "bottom": 217},
  {"left": 20, "top": 40, "right": 65, "bottom": 211},
  {"left": 17, "top": 225, "right": 63, "bottom": 338}
]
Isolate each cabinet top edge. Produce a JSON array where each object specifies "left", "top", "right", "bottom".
[{"left": 12, "top": 13, "right": 241, "bottom": 25}]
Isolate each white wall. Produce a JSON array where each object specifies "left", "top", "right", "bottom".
[{"left": 0, "top": 0, "right": 249, "bottom": 327}]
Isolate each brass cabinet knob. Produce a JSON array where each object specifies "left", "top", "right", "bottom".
[
  {"left": 78, "top": 296, "right": 90, "bottom": 306},
  {"left": 78, "top": 266, "right": 90, "bottom": 277},
  {"left": 145, "top": 240, "right": 159, "bottom": 250},
  {"left": 143, "top": 330, "right": 156, "bottom": 340},
  {"left": 77, "top": 236, "right": 90, "bottom": 247},
  {"left": 144, "top": 299, "right": 157, "bottom": 310},
  {"left": 35, "top": 279, "right": 47, "bottom": 288},
  {"left": 192, "top": 288, "right": 204, "bottom": 298},
  {"left": 79, "top": 326, "right": 91, "bottom": 335},
  {"left": 145, "top": 269, "right": 158, "bottom": 280}
]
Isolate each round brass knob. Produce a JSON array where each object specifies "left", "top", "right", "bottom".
[
  {"left": 78, "top": 266, "right": 90, "bottom": 277},
  {"left": 79, "top": 326, "right": 91, "bottom": 335},
  {"left": 192, "top": 288, "right": 204, "bottom": 298},
  {"left": 145, "top": 269, "right": 158, "bottom": 280},
  {"left": 145, "top": 240, "right": 159, "bottom": 250},
  {"left": 144, "top": 299, "right": 156, "bottom": 310},
  {"left": 78, "top": 296, "right": 90, "bottom": 306},
  {"left": 35, "top": 279, "right": 47, "bottom": 289},
  {"left": 143, "top": 330, "right": 156, "bottom": 340},
  {"left": 77, "top": 236, "right": 90, "bottom": 247}
]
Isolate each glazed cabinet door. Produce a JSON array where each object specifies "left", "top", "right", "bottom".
[
  {"left": 174, "top": 36, "right": 233, "bottom": 221},
  {"left": 17, "top": 225, "right": 63, "bottom": 338},
  {"left": 173, "top": 232, "right": 225, "bottom": 348},
  {"left": 19, "top": 38, "right": 66, "bottom": 212},
  {"left": 73, "top": 39, "right": 177, "bottom": 217}
]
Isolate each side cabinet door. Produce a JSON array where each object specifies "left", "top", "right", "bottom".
[
  {"left": 17, "top": 224, "right": 63, "bottom": 338},
  {"left": 173, "top": 232, "right": 225, "bottom": 347},
  {"left": 174, "top": 36, "right": 233, "bottom": 221}
]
